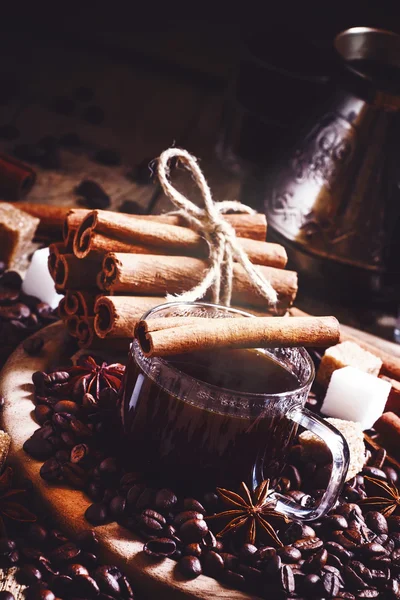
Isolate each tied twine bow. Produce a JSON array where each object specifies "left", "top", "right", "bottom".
[{"left": 157, "top": 148, "right": 278, "bottom": 307}]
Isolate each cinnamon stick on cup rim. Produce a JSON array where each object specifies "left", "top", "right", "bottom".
[{"left": 135, "top": 316, "right": 340, "bottom": 357}]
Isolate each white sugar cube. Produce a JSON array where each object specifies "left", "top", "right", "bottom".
[
  {"left": 321, "top": 366, "right": 391, "bottom": 430},
  {"left": 22, "top": 247, "right": 63, "bottom": 310}
]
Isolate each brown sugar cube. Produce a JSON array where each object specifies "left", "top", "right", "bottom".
[
  {"left": 299, "top": 417, "right": 365, "bottom": 481},
  {"left": 316, "top": 341, "right": 382, "bottom": 389},
  {"left": 0, "top": 203, "right": 39, "bottom": 269}
]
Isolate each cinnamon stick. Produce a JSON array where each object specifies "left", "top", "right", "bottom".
[
  {"left": 64, "top": 291, "right": 97, "bottom": 318},
  {"left": 98, "top": 253, "right": 297, "bottom": 314},
  {"left": 94, "top": 296, "right": 277, "bottom": 339},
  {"left": 16, "top": 204, "right": 265, "bottom": 242},
  {"left": 15, "top": 203, "right": 73, "bottom": 240},
  {"left": 48, "top": 242, "right": 65, "bottom": 279},
  {"left": 0, "top": 152, "right": 36, "bottom": 200},
  {"left": 135, "top": 315, "right": 339, "bottom": 357},
  {"left": 63, "top": 209, "right": 91, "bottom": 250},
  {"left": 73, "top": 210, "right": 276, "bottom": 266},
  {"left": 94, "top": 295, "right": 165, "bottom": 338},
  {"left": 77, "top": 317, "right": 95, "bottom": 348},
  {"left": 52, "top": 254, "right": 102, "bottom": 292},
  {"left": 65, "top": 316, "right": 80, "bottom": 337}
]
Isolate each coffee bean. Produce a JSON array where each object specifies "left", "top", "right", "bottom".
[
  {"left": 25, "top": 588, "right": 55, "bottom": 600},
  {"left": 202, "top": 491, "right": 219, "bottom": 511},
  {"left": 322, "top": 570, "right": 340, "bottom": 596},
  {"left": 75, "top": 179, "right": 110, "bottom": 209},
  {"left": 40, "top": 458, "right": 63, "bottom": 482},
  {"left": 51, "top": 574, "right": 74, "bottom": 596},
  {"left": 362, "top": 466, "right": 387, "bottom": 480},
  {"left": 174, "top": 511, "right": 203, "bottom": 527},
  {"left": 50, "top": 542, "right": 80, "bottom": 563},
  {"left": 70, "top": 443, "right": 90, "bottom": 465},
  {"left": 293, "top": 536, "right": 324, "bottom": 554},
  {"left": 109, "top": 495, "right": 126, "bottom": 519},
  {"left": 139, "top": 510, "right": 165, "bottom": 535},
  {"left": 178, "top": 555, "right": 202, "bottom": 579},
  {"left": 65, "top": 563, "right": 90, "bottom": 577},
  {"left": 356, "top": 590, "right": 380, "bottom": 598},
  {"left": 388, "top": 516, "right": 400, "bottom": 532},
  {"left": 255, "top": 546, "right": 276, "bottom": 562},
  {"left": 75, "top": 529, "right": 99, "bottom": 551},
  {"left": 73, "top": 574, "right": 100, "bottom": 598},
  {"left": 1, "top": 271, "right": 22, "bottom": 289},
  {"left": 34, "top": 405, "right": 53, "bottom": 425},
  {"left": 264, "top": 554, "right": 282, "bottom": 576},
  {"left": 23, "top": 336, "right": 44, "bottom": 355},
  {"left": 119, "top": 199, "right": 145, "bottom": 214},
  {"left": 23, "top": 435, "right": 54, "bottom": 460},
  {"left": 180, "top": 518, "right": 208, "bottom": 543},
  {"left": 280, "top": 564, "right": 295, "bottom": 593},
  {"left": 154, "top": 488, "right": 178, "bottom": 512},
  {"left": 54, "top": 400, "right": 80, "bottom": 415},
  {"left": 384, "top": 466, "right": 398, "bottom": 484},
  {"left": 303, "top": 548, "right": 328, "bottom": 572},
  {"left": 85, "top": 502, "right": 108, "bottom": 525},
  {"left": 283, "top": 522, "right": 316, "bottom": 544},
  {"left": 359, "top": 542, "right": 387, "bottom": 558},
  {"left": 202, "top": 550, "right": 224, "bottom": 577},
  {"left": 183, "top": 497, "right": 206, "bottom": 514},
  {"left": 220, "top": 552, "right": 239, "bottom": 571},
  {"left": 239, "top": 543, "right": 258, "bottom": 564},
  {"left": 344, "top": 565, "right": 368, "bottom": 589},
  {"left": 366, "top": 511, "right": 388, "bottom": 535},
  {"left": 220, "top": 569, "right": 245, "bottom": 589},
  {"left": 62, "top": 461, "right": 87, "bottom": 488},
  {"left": 93, "top": 566, "right": 121, "bottom": 596},
  {"left": 143, "top": 537, "right": 177, "bottom": 558},
  {"left": 333, "top": 530, "right": 359, "bottom": 550},
  {"left": 201, "top": 530, "right": 217, "bottom": 550},
  {"left": 0, "top": 592, "right": 15, "bottom": 600},
  {"left": 336, "top": 503, "right": 364, "bottom": 520},
  {"left": 302, "top": 573, "right": 323, "bottom": 595},
  {"left": 277, "top": 545, "right": 302, "bottom": 563},
  {"left": 17, "top": 563, "right": 42, "bottom": 584},
  {"left": 325, "top": 514, "right": 349, "bottom": 530},
  {"left": 183, "top": 543, "right": 202, "bottom": 558}
]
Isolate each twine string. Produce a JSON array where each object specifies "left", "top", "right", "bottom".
[{"left": 157, "top": 148, "right": 278, "bottom": 307}]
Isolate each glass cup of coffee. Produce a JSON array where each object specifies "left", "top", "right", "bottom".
[{"left": 120, "top": 302, "right": 349, "bottom": 520}]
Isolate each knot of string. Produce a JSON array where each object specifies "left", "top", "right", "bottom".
[{"left": 157, "top": 147, "right": 278, "bottom": 307}]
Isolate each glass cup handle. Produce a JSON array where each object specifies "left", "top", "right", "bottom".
[{"left": 273, "top": 407, "right": 350, "bottom": 521}]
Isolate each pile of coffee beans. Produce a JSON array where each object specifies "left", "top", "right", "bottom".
[
  {"left": 0, "top": 523, "right": 138, "bottom": 599},
  {"left": 0, "top": 267, "right": 57, "bottom": 368},
  {"left": 23, "top": 359, "right": 400, "bottom": 598}
]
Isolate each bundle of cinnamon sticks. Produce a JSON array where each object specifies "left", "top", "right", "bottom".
[{"left": 44, "top": 205, "right": 299, "bottom": 349}]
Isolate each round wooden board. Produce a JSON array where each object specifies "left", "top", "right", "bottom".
[{"left": 0, "top": 323, "right": 256, "bottom": 600}]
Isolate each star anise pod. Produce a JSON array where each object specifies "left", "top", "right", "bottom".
[
  {"left": 51, "top": 356, "right": 125, "bottom": 402},
  {"left": 0, "top": 467, "right": 36, "bottom": 536},
  {"left": 207, "top": 479, "right": 288, "bottom": 547},
  {"left": 360, "top": 476, "right": 400, "bottom": 516}
]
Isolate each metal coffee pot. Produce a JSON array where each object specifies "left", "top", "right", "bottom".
[{"left": 264, "top": 27, "right": 400, "bottom": 303}]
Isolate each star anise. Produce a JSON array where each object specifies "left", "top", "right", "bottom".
[
  {"left": 52, "top": 356, "right": 125, "bottom": 402},
  {"left": 0, "top": 467, "right": 36, "bottom": 536},
  {"left": 207, "top": 480, "right": 288, "bottom": 547},
  {"left": 360, "top": 476, "right": 400, "bottom": 516}
]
